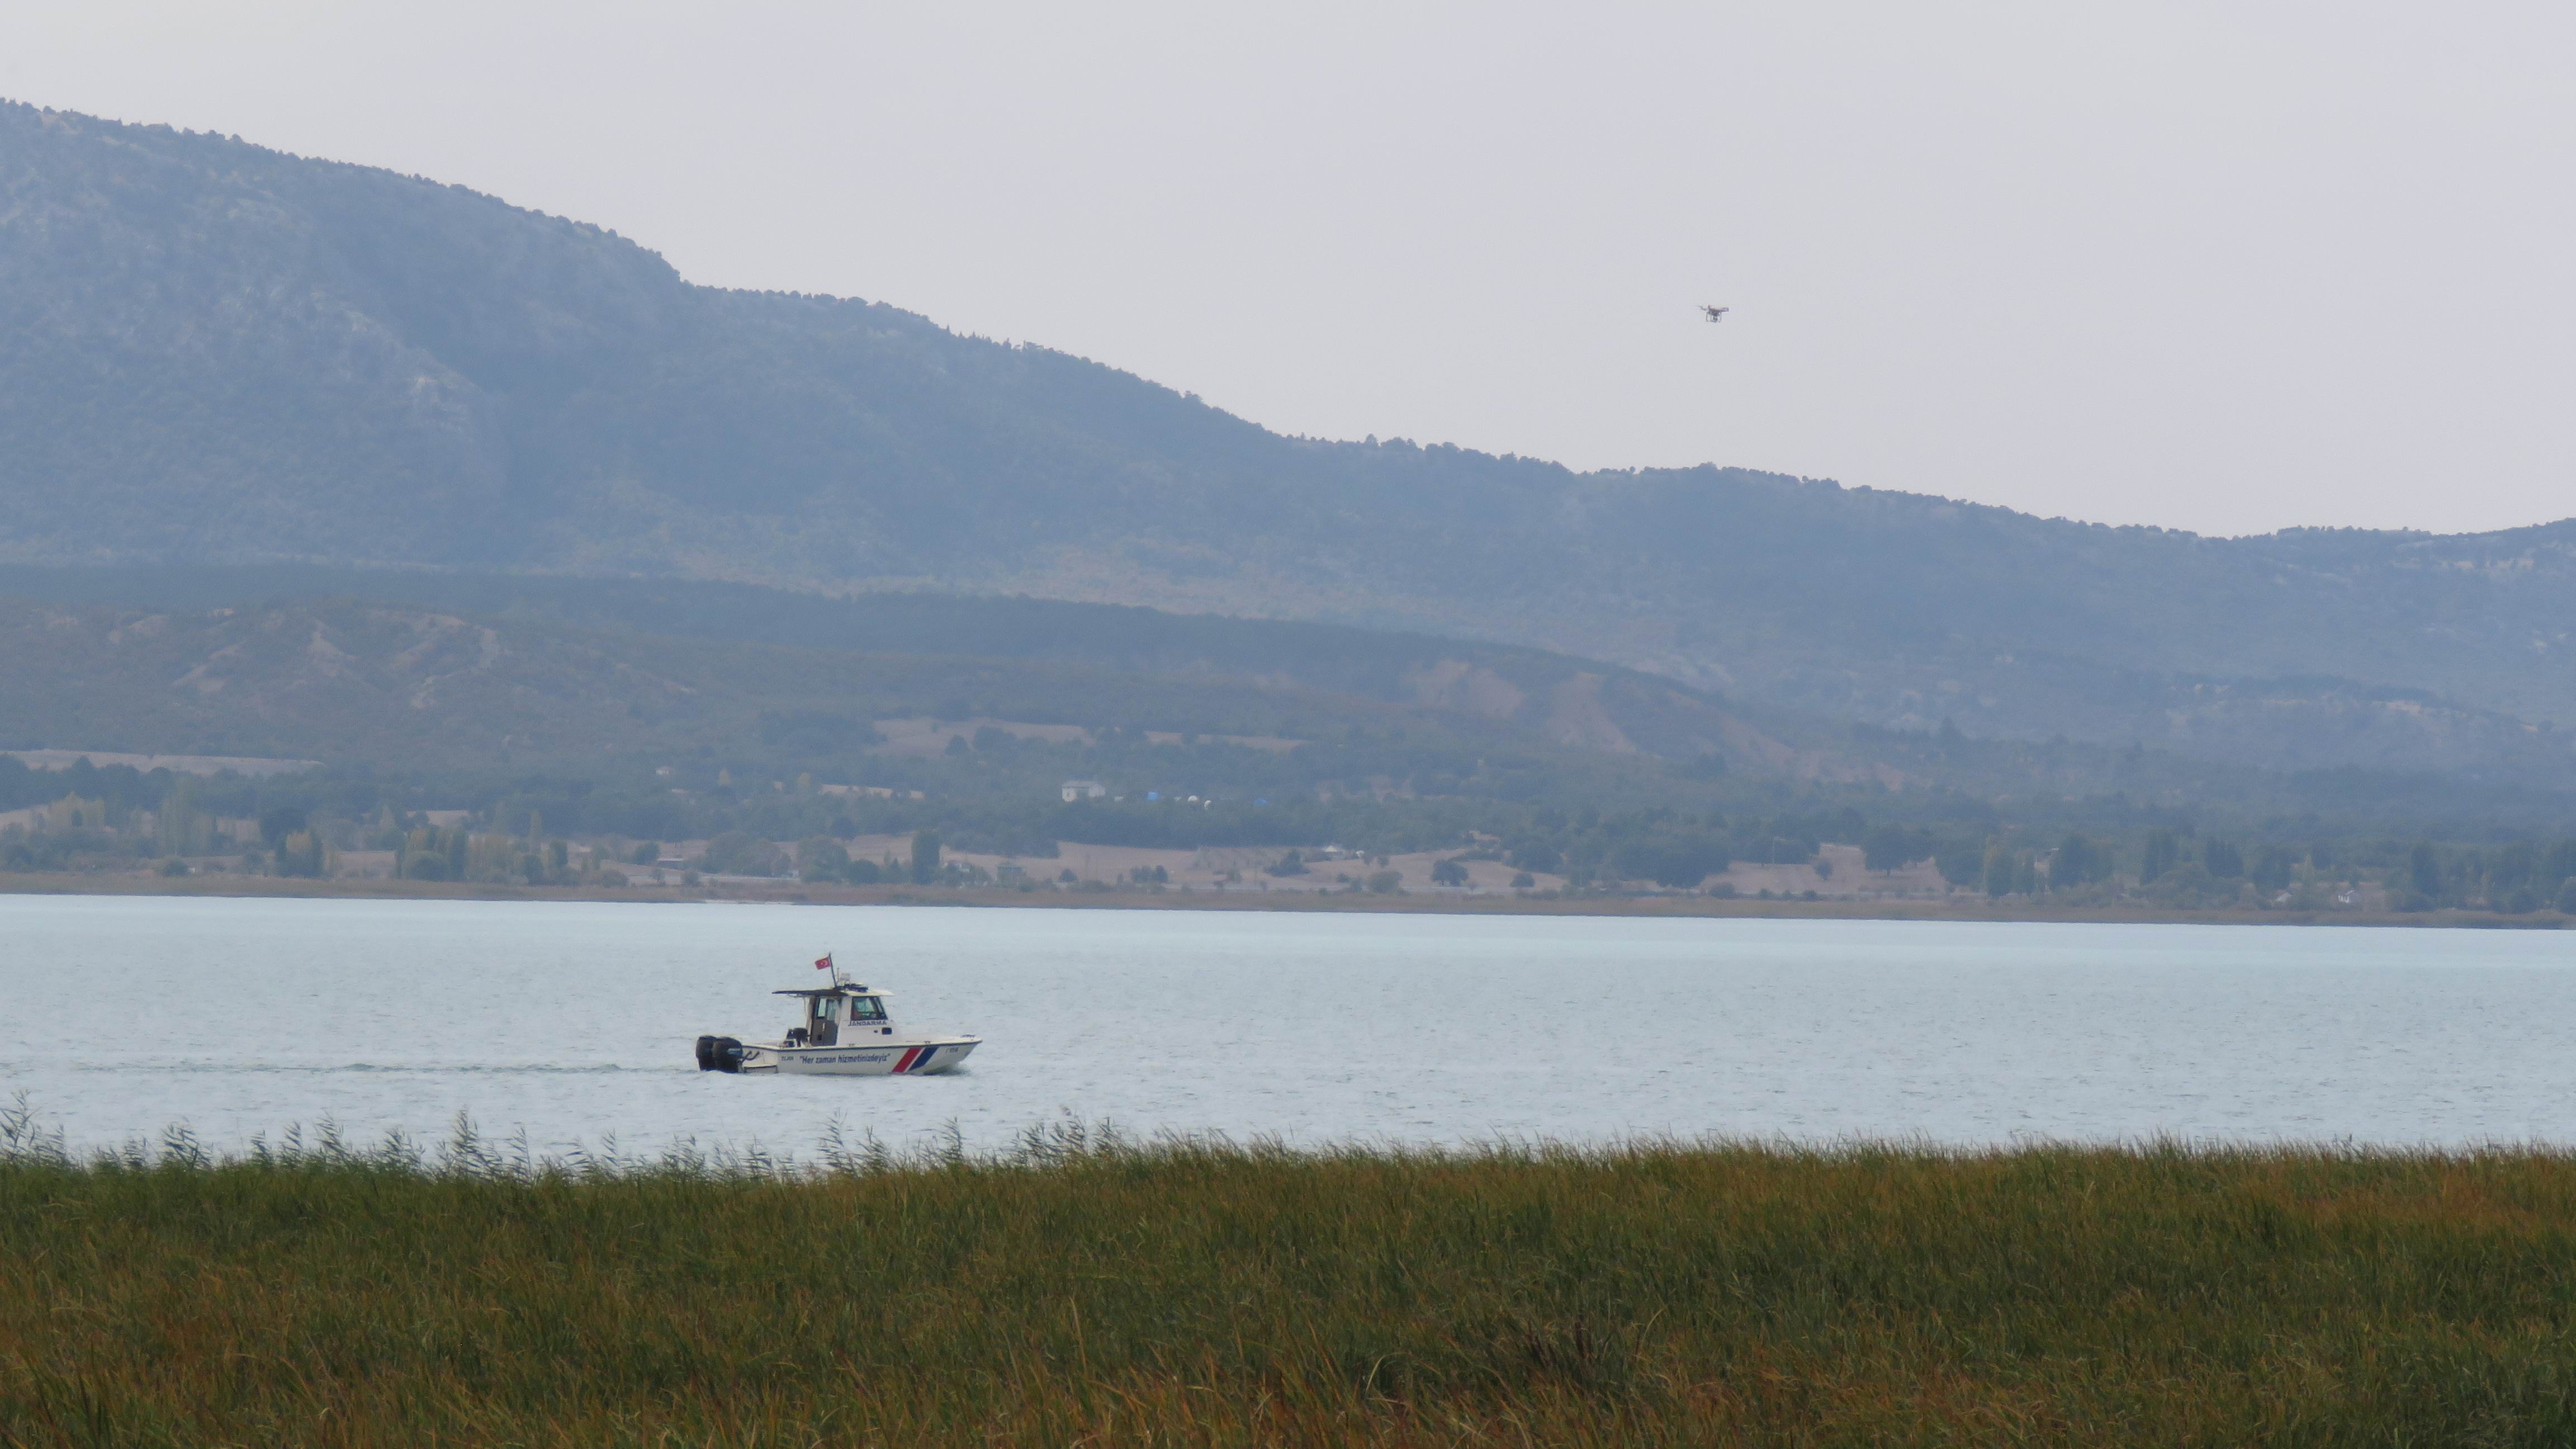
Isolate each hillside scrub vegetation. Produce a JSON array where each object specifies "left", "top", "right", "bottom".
[{"left": 12, "top": 571, "right": 2576, "bottom": 893}]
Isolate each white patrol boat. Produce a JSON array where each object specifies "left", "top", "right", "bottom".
[{"left": 695, "top": 959, "right": 980, "bottom": 1077}]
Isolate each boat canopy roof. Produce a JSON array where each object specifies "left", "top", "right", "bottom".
[{"left": 771, "top": 983, "right": 884, "bottom": 998}]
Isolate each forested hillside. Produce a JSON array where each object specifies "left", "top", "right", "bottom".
[
  {"left": 7, "top": 576, "right": 2573, "bottom": 850},
  {"left": 8, "top": 564, "right": 2571, "bottom": 792},
  {"left": 0, "top": 565, "right": 1821, "bottom": 770},
  {"left": 5, "top": 100, "right": 2574, "bottom": 776}
]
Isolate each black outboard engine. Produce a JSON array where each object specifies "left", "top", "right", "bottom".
[{"left": 695, "top": 1035, "right": 745, "bottom": 1073}]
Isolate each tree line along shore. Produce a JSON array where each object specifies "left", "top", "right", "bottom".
[
  {"left": 4, "top": 868, "right": 2570, "bottom": 930},
  {"left": 11, "top": 751, "right": 2576, "bottom": 918},
  {"left": 6, "top": 1122, "right": 2575, "bottom": 1446}
]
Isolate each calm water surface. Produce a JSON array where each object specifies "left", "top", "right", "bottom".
[{"left": 4, "top": 894, "right": 2572, "bottom": 1157}]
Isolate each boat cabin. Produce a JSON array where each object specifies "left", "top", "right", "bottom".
[{"left": 773, "top": 983, "right": 893, "bottom": 1047}]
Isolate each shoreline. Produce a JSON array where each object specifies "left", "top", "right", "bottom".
[{"left": 1, "top": 870, "right": 2564, "bottom": 928}]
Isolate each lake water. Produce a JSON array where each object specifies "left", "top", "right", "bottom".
[{"left": 3, "top": 894, "right": 2573, "bottom": 1159}]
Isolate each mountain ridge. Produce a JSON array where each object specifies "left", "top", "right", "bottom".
[{"left": 6, "top": 98, "right": 2573, "bottom": 773}]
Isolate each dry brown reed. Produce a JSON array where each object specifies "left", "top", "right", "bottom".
[{"left": 6, "top": 1106, "right": 2576, "bottom": 1446}]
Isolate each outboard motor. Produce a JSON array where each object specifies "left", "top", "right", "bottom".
[
  {"left": 695, "top": 1035, "right": 718, "bottom": 1071},
  {"left": 695, "top": 1035, "right": 745, "bottom": 1073}
]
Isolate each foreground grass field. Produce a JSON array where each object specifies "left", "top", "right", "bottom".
[{"left": 7, "top": 1121, "right": 2576, "bottom": 1447}]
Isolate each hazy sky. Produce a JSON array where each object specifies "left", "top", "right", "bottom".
[{"left": 10, "top": 2, "right": 2572, "bottom": 536}]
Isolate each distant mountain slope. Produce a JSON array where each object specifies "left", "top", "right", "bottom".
[
  {"left": 0, "top": 569, "right": 1874, "bottom": 783},
  {"left": 0, "top": 595, "right": 1438, "bottom": 778},
  {"left": 9, "top": 581, "right": 2574, "bottom": 837},
  {"left": 9, "top": 564, "right": 2569, "bottom": 789},
  {"left": 6, "top": 100, "right": 2574, "bottom": 761},
  {"left": 0, "top": 592, "right": 1798, "bottom": 784}
]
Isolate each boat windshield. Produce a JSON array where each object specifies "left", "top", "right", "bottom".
[{"left": 848, "top": 996, "right": 887, "bottom": 1021}]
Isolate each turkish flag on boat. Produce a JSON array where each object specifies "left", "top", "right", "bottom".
[{"left": 815, "top": 953, "right": 834, "bottom": 972}]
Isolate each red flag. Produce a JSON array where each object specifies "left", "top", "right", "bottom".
[{"left": 815, "top": 953, "right": 834, "bottom": 972}]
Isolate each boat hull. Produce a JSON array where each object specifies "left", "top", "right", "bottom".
[{"left": 733, "top": 1037, "right": 979, "bottom": 1077}]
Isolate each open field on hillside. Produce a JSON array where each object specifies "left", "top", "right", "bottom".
[{"left": 8, "top": 1134, "right": 2576, "bottom": 1446}]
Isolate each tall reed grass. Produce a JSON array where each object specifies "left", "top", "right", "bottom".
[{"left": 7, "top": 1098, "right": 2576, "bottom": 1446}]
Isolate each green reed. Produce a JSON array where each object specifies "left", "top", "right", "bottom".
[{"left": 7, "top": 1102, "right": 2576, "bottom": 1446}]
